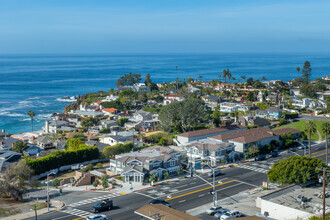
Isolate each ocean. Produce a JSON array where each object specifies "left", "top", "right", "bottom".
[{"left": 0, "top": 53, "right": 329, "bottom": 134}]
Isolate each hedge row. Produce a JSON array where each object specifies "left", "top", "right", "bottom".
[
  {"left": 102, "top": 142, "right": 133, "bottom": 158},
  {"left": 27, "top": 146, "right": 99, "bottom": 174}
]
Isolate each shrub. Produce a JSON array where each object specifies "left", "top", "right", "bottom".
[
  {"left": 102, "top": 142, "right": 133, "bottom": 158},
  {"left": 72, "top": 133, "right": 85, "bottom": 141},
  {"left": 27, "top": 146, "right": 99, "bottom": 174},
  {"left": 118, "top": 118, "right": 129, "bottom": 127},
  {"left": 99, "top": 128, "right": 111, "bottom": 134}
]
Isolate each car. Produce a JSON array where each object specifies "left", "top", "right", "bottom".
[
  {"left": 296, "top": 195, "right": 307, "bottom": 203},
  {"left": 208, "top": 169, "right": 222, "bottom": 177},
  {"left": 255, "top": 154, "right": 266, "bottom": 161},
  {"left": 220, "top": 210, "right": 241, "bottom": 219},
  {"left": 206, "top": 206, "right": 223, "bottom": 215},
  {"left": 86, "top": 214, "right": 111, "bottom": 220},
  {"left": 91, "top": 199, "right": 113, "bottom": 213},
  {"left": 149, "top": 199, "right": 171, "bottom": 207},
  {"left": 289, "top": 147, "right": 297, "bottom": 152},
  {"left": 270, "top": 151, "right": 278, "bottom": 157},
  {"left": 214, "top": 209, "right": 229, "bottom": 218}
]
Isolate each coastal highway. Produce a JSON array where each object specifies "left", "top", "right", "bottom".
[
  {"left": 25, "top": 167, "right": 268, "bottom": 220},
  {"left": 25, "top": 142, "right": 329, "bottom": 220}
]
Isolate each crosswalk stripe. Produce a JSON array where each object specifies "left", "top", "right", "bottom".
[
  {"left": 237, "top": 164, "right": 269, "bottom": 174},
  {"left": 59, "top": 208, "right": 93, "bottom": 217},
  {"left": 68, "top": 193, "right": 121, "bottom": 207}
]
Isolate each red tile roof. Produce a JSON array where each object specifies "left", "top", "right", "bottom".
[{"left": 102, "top": 108, "right": 118, "bottom": 113}]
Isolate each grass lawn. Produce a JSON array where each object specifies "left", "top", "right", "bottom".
[
  {"left": 0, "top": 207, "right": 21, "bottom": 217},
  {"left": 274, "top": 121, "right": 326, "bottom": 141},
  {"left": 55, "top": 171, "right": 75, "bottom": 180},
  {"left": 31, "top": 202, "right": 49, "bottom": 210}
]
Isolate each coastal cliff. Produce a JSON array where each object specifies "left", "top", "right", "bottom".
[{"left": 63, "top": 92, "right": 108, "bottom": 113}]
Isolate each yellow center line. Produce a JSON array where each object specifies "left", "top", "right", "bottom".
[
  {"left": 72, "top": 217, "right": 84, "bottom": 220},
  {"left": 312, "top": 152, "right": 328, "bottom": 158},
  {"left": 312, "top": 149, "right": 327, "bottom": 155},
  {"left": 165, "top": 180, "right": 235, "bottom": 201}
]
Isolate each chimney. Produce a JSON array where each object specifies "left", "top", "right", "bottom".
[
  {"left": 31, "top": 136, "right": 35, "bottom": 141},
  {"left": 1, "top": 129, "right": 4, "bottom": 133},
  {"left": 12, "top": 143, "right": 14, "bottom": 149}
]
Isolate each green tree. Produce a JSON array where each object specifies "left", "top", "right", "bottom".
[
  {"left": 93, "top": 179, "right": 99, "bottom": 189},
  {"left": 321, "top": 122, "right": 329, "bottom": 165},
  {"left": 227, "top": 71, "right": 232, "bottom": 84},
  {"left": 241, "top": 75, "right": 246, "bottom": 83},
  {"left": 248, "top": 144, "right": 259, "bottom": 160},
  {"left": 118, "top": 117, "right": 129, "bottom": 127},
  {"left": 65, "top": 138, "right": 84, "bottom": 150},
  {"left": 72, "top": 133, "right": 86, "bottom": 141},
  {"left": 116, "top": 72, "right": 142, "bottom": 88},
  {"left": 261, "top": 76, "right": 267, "bottom": 81},
  {"left": 150, "top": 174, "right": 157, "bottom": 184},
  {"left": 145, "top": 73, "right": 152, "bottom": 86},
  {"left": 186, "top": 77, "right": 194, "bottom": 84},
  {"left": 0, "top": 160, "right": 34, "bottom": 200},
  {"left": 101, "top": 175, "right": 109, "bottom": 189},
  {"left": 81, "top": 117, "right": 99, "bottom": 129},
  {"left": 305, "top": 121, "right": 316, "bottom": 157},
  {"left": 102, "top": 142, "right": 133, "bottom": 158},
  {"left": 246, "top": 78, "right": 254, "bottom": 86},
  {"left": 159, "top": 98, "right": 209, "bottom": 132},
  {"left": 211, "top": 107, "right": 221, "bottom": 127},
  {"left": 302, "top": 61, "right": 312, "bottom": 83},
  {"left": 163, "top": 172, "right": 169, "bottom": 180},
  {"left": 296, "top": 66, "right": 300, "bottom": 77},
  {"left": 53, "top": 178, "right": 60, "bottom": 188},
  {"left": 267, "top": 156, "right": 324, "bottom": 185},
  {"left": 27, "top": 110, "right": 36, "bottom": 131},
  {"left": 12, "top": 142, "right": 28, "bottom": 153}
]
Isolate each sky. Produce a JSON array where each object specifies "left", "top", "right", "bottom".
[{"left": 0, "top": 0, "right": 329, "bottom": 54}]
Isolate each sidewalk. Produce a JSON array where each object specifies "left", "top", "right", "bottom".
[{"left": 1, "top": 200, "right": 64, "bottom": 220}]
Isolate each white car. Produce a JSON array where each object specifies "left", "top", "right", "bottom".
[
  {"left": 220, "top": 210, "right": 241, "bottom": 220},
  {"left": 86, "top": 214, "right": 111, "bottom": 220},
  {"left": 206, "top": 206, "right": 223, "bottom": 215}
]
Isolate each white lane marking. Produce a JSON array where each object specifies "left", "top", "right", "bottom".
[
  {"left": 134, "top": 191, "right": 155, "bottom": 199},
  {"left": 179, "top": 200, "right": 186, "bottom": 203},
  {"left": 198, "top": 194, "right": 205, "bottom": 197},
  {"left": 51, "top": 215, "right": 73, "bottom": 220},
  {"left": 234, "top": 179, "right": 259, "bottom": 187}
]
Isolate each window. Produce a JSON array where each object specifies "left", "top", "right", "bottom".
[{"left": 170, "top": 160, "right": 176, "bottom": 166}]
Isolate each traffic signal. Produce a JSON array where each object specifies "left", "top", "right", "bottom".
[{"left": 59, "top": 189, "right": 62, "bottom": 196}]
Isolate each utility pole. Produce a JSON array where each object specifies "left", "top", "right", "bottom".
[
  {"left": 322, "top": 168, "right": 326, "bottom": 220},
  {"left": 176, "top": 66, "right": 179, "bottom": 91}
]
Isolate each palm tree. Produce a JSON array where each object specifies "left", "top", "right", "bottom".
[
  {"left": 321, "top": 122, "right": 329, "bottom": 165},
  {"left": 241, "top": 75, "right": 246, "bottom": 83},
  {"left": 232, "top": 77, "right": 236, "bottom": 82},
  {"left": 222, "top": 69, "right": 227, "bottom": 83},
  {"left": 262, "top": 76, "right": 267, "bottom": 81},
  {"left": 304, "top": 121, "right": 316, "bottom": 157},
  {"left": 296, "top": 67, "right": 300, "bottom": 78},
  {"left": 27, "top": 110, "right": 36, "bottom": 131},
  {"left": 227, "top": 71, "right": 232, "bottom": 84}
]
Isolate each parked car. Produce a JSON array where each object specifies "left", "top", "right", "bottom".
[
  {"left": 206, "top": 206, "right": 223, "bottom": 215},
  {"left": 214, "top": 209, "right": 229, "bottom": 218},
  {"left": 220, "top": 210, "right": 241, "bottom": 219},
  {"left": 296, "top": 195, "right": 307, "bottom": 203},
  {"left": 149, "top": 199, "right": 171, "bottom": 207},
  {"left": 255, "top": 154, "right": 266, "bottom": 161},
  {"left": 86, "top": 214, "right": 111, "bottom": 220},
  {"left": 91, "top": 199, "right": 113, "bottom": 213},
  {"left": 270, "top": 151, "right": 278, "bottom": 157},
  {"left": 208, "top": 169, "right": 222, "bottom": 177}
]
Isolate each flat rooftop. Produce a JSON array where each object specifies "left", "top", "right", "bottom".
[{"left": 262, "top": 185, "right": 330, "bottom": 215}]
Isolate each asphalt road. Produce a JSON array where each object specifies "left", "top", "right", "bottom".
[{"left": 25, "top": 142, "right": 329, "bottom": 220}]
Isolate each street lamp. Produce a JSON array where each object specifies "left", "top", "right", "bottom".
[
  {"left": 47, "top": 172, "right": 56, "bottom": 211},
  {"left": 194, "top": 163, "right": 218, "bottom": 207},
  {"left": 294, "top": 140, "right": 306, "bottom": 156}
]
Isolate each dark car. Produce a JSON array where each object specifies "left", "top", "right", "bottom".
[
  {"left": 270, "top": 151, "right": 279, "bottom": 157},
  {"left": 207, "top": 169, "right": 222, "bottom": 177},
  {"left": 255, "top": 154, "right": 267, "bottom": 161},
  {"left": 91, "top": 199, "right": 113, "bottom": 213},
  {"left": 149, "top": 199, "right": 171, "bottom": 207}
]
